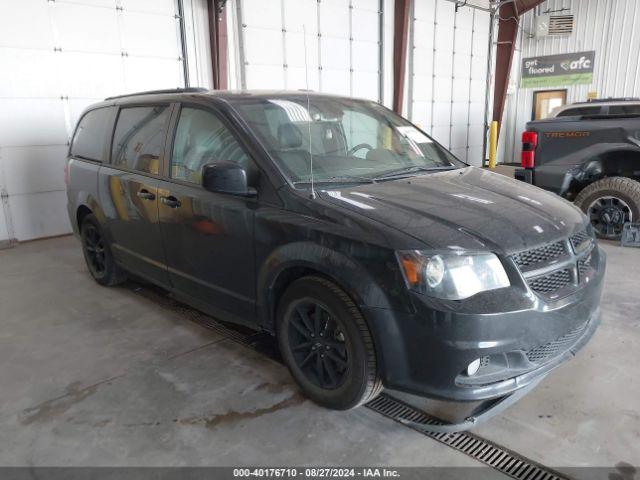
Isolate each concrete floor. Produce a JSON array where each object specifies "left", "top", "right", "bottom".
[{"left": 0, "top": 236, "right": 638, "bottom": 470}]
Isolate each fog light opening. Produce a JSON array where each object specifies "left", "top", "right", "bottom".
[{"left": 466, "top": 358, "right": 481, "bottom": 376}]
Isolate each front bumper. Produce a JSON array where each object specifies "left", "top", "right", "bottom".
[{"left": 363, "top": 246, "right": 605, "bottom": 402}]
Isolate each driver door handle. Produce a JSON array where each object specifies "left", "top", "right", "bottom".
[
  {"left": 137, "top": 189, "right": 156, "bottom": 201},
  {"left": 161, "top": 195, "right": 181, "bottom": 208}
]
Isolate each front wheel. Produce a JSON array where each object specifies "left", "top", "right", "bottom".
[
  {"left": 575, "top": 177, "right": 640, "bottom": 240},
  {"left": 276, "top": 276, "right": 382, "bottom": 410}
]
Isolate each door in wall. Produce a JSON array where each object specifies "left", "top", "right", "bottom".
[{"left": 533, "top": 90, "right": 567, "bottom": 120}]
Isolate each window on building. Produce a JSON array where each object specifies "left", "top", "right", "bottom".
[
  {"left": 111, "top": 105, "right": 171, "bottom": 175},
  {"left": 533, "top": 90, "right": 567, "bottom": 119},
  {"left": 171, "top": 107, "right": 250, "bottom": 184},
  {"left": 71, "top": 107, "right": 114, "bottom": 162}
]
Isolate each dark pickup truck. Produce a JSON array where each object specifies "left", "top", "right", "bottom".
[{"left": 516, "top": 106, "right": 640, "bottom": 240}]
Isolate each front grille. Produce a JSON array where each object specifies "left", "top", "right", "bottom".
[
  {"left": 512, "top": 241, "right": 566, "bottom": 268},
  {"left": 529, "top": 269, "right": 572, "bottom": 294},
  {"left": 578, "top": 257, "right": 590, "bottom": 277},
  {"left": 526, "top": 322, "right": 587, "bottom": 364},
  {"left": 570, "top": 229, "right": 591, "bottom": 252},
  {"left": 512, "top": 228, "right": 596, "bottom": 299}
]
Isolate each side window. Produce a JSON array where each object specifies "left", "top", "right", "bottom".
[
  {"left": 608, "top": 105, "right": 640, "bottom": 115},
  {"left": 71, "top": 107, "right": 114, "bottom": 161},
  {"left": 171, "top": 107, "right": 249, "bottom": 184},
  {"left": 111, "top": 105, "right": 171, "bottom": 175},
  {"left": 556, "top": 107, "right": 600, "bottom": 117}
]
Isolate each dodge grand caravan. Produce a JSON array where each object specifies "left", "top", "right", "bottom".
[{"left": 66, "top": 89, "right": 605, "bottom": 423}]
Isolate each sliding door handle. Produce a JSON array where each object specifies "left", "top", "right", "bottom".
[
  {"left": 161, "top": 195, "right": 181, "bottom": 208},
  {"left": 136, "top": 189, "right": 156, "bottom": 201}
]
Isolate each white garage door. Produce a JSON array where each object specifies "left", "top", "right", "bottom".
[
  {"left": 408, "top": 0, "right": 490, "bottom": 165},
  {"left": 0, "top": 0, "right": 186, "bottom": 242},
  {"left": 238, "top": 0, "right": 382, "bottom": 101}
]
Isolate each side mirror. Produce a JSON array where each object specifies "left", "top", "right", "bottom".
[{"left": 201, "top": 161, "right": 257, "bottom": 197}]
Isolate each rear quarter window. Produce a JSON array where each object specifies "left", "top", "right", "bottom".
[
  {"left": 111, "top": 105, "right": 171, "bottom": 175},
  {"left": 608, "top": 105, "right": 640, "bottom": 115},
  {"left": 556, "top": 106, "right": 602, "bottom": 117},
  {"left": 70, "top": 107, "right": 115, "bottom": 161}
]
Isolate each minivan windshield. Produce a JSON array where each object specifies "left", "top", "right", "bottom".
[{"left": 232, "top": 96, "right": 465, "bottom": 185}]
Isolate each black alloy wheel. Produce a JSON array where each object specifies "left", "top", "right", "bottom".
[
  {"left": 575, "top": 177, "right": 640, "bottom": 240},
  {"left": 277, "top": 276, "right": 382, "bottom": 410},
  {"left": 587, "top": 195, "right": 632, "bottom": 239},
  {"left": 80, "top": 214, "right": 127, "bottom": 286},
  {"left": 287, "top": 299, "right": 349, "bottom": 390},
  {"left": 82, "top": 223, "right": 107, "bottom": 278}
]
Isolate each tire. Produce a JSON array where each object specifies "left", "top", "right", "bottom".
[
  {"left": 276, "top": 276, "right": 383, "bottom": 410},
  {"left": 574, "top": 177, "right": 640, "bottom": 240},
  {"left": 80, "top": 214, "right": 127, "bottom": 286}
]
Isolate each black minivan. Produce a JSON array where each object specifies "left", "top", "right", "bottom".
[{"left": 66, "top": 88, "right": 604, "bottom": 423}]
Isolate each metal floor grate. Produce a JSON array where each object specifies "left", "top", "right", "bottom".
[
  {"left": 127, "top": 282, "right": 570, "bottom": 480},
  {"left": 367, "top": 394, "right": 568, "bottom": 480}
]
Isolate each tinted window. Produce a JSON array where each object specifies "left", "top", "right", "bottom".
[
  {"left": 234, "top": 97, "right": 462, "bottom": 184},
  {"left": 170, "top": 107, "right": 249, "bottom": 183},
  {"left": 71, "top": 107, "right": 114, "bottom": 161},
  {"left": 111, "top": 105, "right": 171, "bottom": 175},
  {"left": 556, "top": 107, "right": 600, "bottom": 117},
  {"left": 608, "top": 105, "right": 640, "bottom": 115}
]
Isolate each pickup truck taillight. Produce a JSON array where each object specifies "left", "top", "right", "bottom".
[{"left": 521, "top": 131, "right": 538, "bottom": 169}]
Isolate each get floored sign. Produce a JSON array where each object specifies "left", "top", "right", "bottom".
[{"left": 521, "top": 51, "right": 595, "bottom": 88}]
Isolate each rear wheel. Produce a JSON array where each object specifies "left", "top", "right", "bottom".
[
  {"left": 276, "top": 276, "right": 382, "bottom": 410},
  {"left": 575, "top": 177, "right": 640, "bottom": 240},
  {"left": 80, "top": 214, "right": 127, "bottom": 286}
]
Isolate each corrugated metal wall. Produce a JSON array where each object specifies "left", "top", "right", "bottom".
[
  {"left": 232, "top": 0, "right": 385, "bottom": 102},
  {"left": 230, "top": 0, "right": 492, "bottom": 166},
  {"left": 0, "top": 0, "right": 211, "bottom": 243},
  {"left": 408, "top": 0, "right": 491, "bottom": 165},
  {"left": 501, "top": 0, "right": 640, "bottom": 164}
]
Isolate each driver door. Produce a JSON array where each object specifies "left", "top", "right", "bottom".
[{"left": 158, "top": 104, "right": 257, "bottom": 324}]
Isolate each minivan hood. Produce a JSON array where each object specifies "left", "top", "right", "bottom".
[{"left": 318, "top": 167, "right": 586, "bottom": 254}]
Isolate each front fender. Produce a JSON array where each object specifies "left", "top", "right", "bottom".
[{"left": 256, "top": 241, "right": 402, "bottom": 331}]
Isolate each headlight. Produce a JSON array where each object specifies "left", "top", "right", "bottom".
[{"left": 396, "top": 251, "right": 510, "bottom": 300}]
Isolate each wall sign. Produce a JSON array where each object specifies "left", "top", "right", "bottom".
[{"left": 521, "top": 51, "right": 595, "bottom": 88}]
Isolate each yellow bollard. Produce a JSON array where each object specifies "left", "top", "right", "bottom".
[{"left": 488, "top": 121, "right": 498, "bottom": 169}]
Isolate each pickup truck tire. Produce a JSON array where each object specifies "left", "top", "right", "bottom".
[
  {"left": 276, "top": 276, "right": 382, "bottom": 410},
  {"left": 575, "top": 177, "right": 640, "bottom": 240},
  {"left": 80, "top": 214, "right": 127, "bottom": 286}
]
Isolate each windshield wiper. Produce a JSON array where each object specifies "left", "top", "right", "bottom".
[
  {"left": 372, "top": 165, "right": 456, "bottom": 181},
  {"left": 293, "top": 175, "right": 376, "bottom": 186}
]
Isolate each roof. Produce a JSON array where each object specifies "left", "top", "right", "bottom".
[
  {"left": 103, "top": 88, "right": 360, "bottom": 102},
  {"left": 79, "top": 88, "right": 374, "bottom": 117},
  {"left": 550, "top": 100, "right": 640, "bottom": 117}
]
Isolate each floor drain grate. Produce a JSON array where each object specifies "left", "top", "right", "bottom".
[
  {"left": 128, "top": 282, "right": 570, "bottom": 480},
  {"left": 367, "top": 394, "right": 569, "bottom": 480}
]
